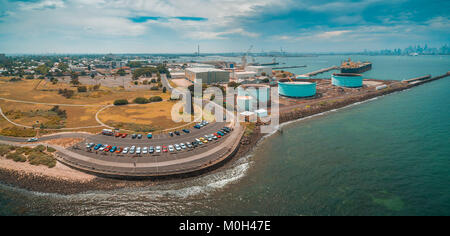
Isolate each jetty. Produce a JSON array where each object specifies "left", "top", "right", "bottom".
[
  {"left": 403, "top": 75, "right": 432, "bottom": 83},
  {"left": 300, "top": 66, "right": 339, "bottom": 77},
  {"left": 273, "top": 65, "right": 307, "bottom": 70}
]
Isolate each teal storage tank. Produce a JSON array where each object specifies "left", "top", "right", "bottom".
[
  {"left": 332, "top": 73, "right": 363, "bottom": 88},
  {"left": 278, "top": 81, "right": 316, "bottom": 98}
]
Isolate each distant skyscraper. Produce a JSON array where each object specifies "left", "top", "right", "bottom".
[{"left": 0, "top": 53, "right": 6, "bottom": 63}]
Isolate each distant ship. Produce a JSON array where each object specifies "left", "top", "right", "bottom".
[
  {"left": 259, "top": 58, "right": 280, "bottom": 66},
  {"left": 340, "top": 58, "right": 372, "bottom": 74}
]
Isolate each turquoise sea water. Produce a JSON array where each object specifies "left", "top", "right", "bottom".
[{"left": 0, "top": 55, "right": 449, "bottom": 215}]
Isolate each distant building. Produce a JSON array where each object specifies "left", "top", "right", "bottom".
[
  {"left": 0, "top": 54, "right": 7, "bottom": 64},
  {"left": 185, "top": 68, "right": 230, "bottom": 84},
  {"left": 233, "top": 71, "right": 257, "bottom": 81},
  {"left": 246, "top": 66, "right": 273, "bottom": 76}
]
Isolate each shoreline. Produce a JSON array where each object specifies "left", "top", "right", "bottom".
[{"left": 0, "top": 73, "right": 448, "bottom": 194}]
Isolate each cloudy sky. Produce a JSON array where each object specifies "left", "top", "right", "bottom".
[{"left": 0, "top": 0, "right": 448, "bottom": 54}]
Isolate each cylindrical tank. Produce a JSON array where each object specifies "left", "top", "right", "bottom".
[
  {"left": 238, "top": 84, "right": 271, "bottom": 104},
  {"left": 278, "top": 81, "right": 316, "bottom": 98},
  {"left": 332, "top": 73, "right": 363, "bottom": 88},
  {"left": 237, "top": 96, "right": 253, "bottom": 112}
]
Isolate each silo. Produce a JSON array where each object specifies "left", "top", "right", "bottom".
[
  {"left": 331, "top": 73, "right": 363, "bottom": 88},
  {"left": 278, "top": 81, "right": 316, "bottom": 98}
]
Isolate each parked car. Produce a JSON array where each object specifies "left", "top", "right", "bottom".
[
  {"left": 142, "top": 147, "right": 148, "bottom": 154},
  {"left": 174, "top": 131, "right": 180, "bottom": 136},
  {"left": 182, "top": 129, "right": 190, "bottom": 133},
  {"left": 187, "top": 142, "right": 193, "bottom": 148},
  {"left": 122, "top": 147, "right": 129, "bottom": 154},
  {"left": 147, "top": 133, "right": 153, "bottom": 139},
  {"left": 104, "top": 146, "right": 112, "bottom": 152},
  {"left": 116, "top": 147, "right": 123, "bottom": 153},
  {"left": 168, "top": 145, "right": 175, "bottom": 152},
  {"left": 194, "top": 125, "right": 201, "bottom": 129},
  {"left": 169, "top": 132, "right": 174, "bottom": 137},
  {"left": 162, "top": 146, "right": 168, "bottom": 153},
  {"left": 156, "top": 146, "right": 161, "bottom": 153},
  {"left": 121, "top": 133, "right": 128, "bottom": 138},
  {"left": 175, "top": 144, "right": 181, "bottom": 151},
  {"left": 99, "top": 145, "right": 107, "bottom": 151},
  {"left": 86, "top": 143, "right": 95, "bottom": 148},
  {"left": 94, "top": 144, "right": 102, "bottom": 150},
  {"left": 149, "top": 146, "right": 155, "bottom": 154},
  {"left": 180, "top": 143, "right": 187, "bottom": 149},
  {"left": 136, "top": 147, "right": 141, "bottom": 154},
  {"left": 131, "top": 134, "right": 137, "bottom": 139},
  {"left": 137, "top": 134, "right": 142, "bottom": 139},
  {"left": 115, "top": 133, "right": 122, "bottom": 138}
]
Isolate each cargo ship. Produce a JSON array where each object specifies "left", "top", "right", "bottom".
[{"left": 340, "top": 58, "right": 372, "bottom": 74}]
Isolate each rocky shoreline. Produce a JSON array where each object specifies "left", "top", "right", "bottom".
[{"left": 0, "top": 73, "right": 448, "bottom": 195}]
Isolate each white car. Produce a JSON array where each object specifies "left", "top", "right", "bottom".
[
  {"left": 136, "top": 147, "right": 141, "bottom": 154},
  {"left": 122, "top": 147, "right": 129, "bottom": 154},
  {"left": 27, "top": 138, "right": 38, "bottom": 142},
  {"left": 142, "top": 147, "right": 148, "bottom": 154},
  {"left": 180, "top": 143, "right": 186, "bottom": 149},
  {"left": 174, "top": 144, "right": 181, "bottom": 151},
  {"left": 99, "top": 145, "right": 107, "bottom": 151},
  {"left": 168, "top": 145, "right": 175, "bottom": 152},
  {"left": 156, "top": 146, "right": 161, "bottom": 153}
]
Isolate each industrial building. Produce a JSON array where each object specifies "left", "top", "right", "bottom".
[
  {"left": 185, "top": 68, "right": 230, "bottom": 84},
  {"left": 278, "top": 81, "right": 317, "bottom": 98},
  {"left": 233, "top": 71, "right": 257, "bottom": 81},
  {"left": 331, "top": 73, "right": 363, "bottom": 88},
  {"left": 246, "top": 66, "right": 273, "bottom": 76}
]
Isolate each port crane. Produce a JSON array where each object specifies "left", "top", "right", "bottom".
[{"left": 241, "top": 45, "right": 253, "bottom": 69}]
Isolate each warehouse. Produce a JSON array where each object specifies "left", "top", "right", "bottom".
[{"left": 185, "top": 68, "right": 230, "bottom": 84}]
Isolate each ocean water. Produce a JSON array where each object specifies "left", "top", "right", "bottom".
[{"left": 0, "top": 55, "right": 449, "bottom": 216}]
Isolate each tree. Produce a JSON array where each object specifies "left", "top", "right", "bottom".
[
  {"left": 162, "top": 87, "right": 167, "bottom": 93},
  {"left": 133, "top": 97, "right": 149, "bottom": 104},
  {"left": 35, "top": 65, "right": 49, "bottom": 75},
  {"left": 114, "top": 99, "right": 129, "bottom": 106},
  {"left": 117, "top": 68, "right": 126, "bottom": 76},
  {"left": 70, "top": 72, "right": 80, "bottom": 86},
  {"left": 58, "top": 62, "right": 69, "bottom": 72},
  {"left": 77, "top": 86, "right": 87, "bottom": 92}
]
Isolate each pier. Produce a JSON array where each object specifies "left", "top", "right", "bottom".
[
  {"left": 403, "top": 75, "right": 432, "bottom": 83},
  {"left": 300, "top": 66, "right": 339, "bottom": 77},
  {"left": 273, "top": 65, "right": 307, "bottom": 70}
]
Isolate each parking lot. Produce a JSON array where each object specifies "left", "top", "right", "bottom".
[{"left": 71, "top": 121, "right": 233, "bottom": 165}]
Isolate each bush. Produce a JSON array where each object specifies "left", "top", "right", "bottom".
[
  {"left": 77, "top": 86, "right": 87, "bottom": 92},
  {"left": 6, "top": 153, "right": 27, "bottom": 162},
  {"left": 0, "top": 145, "right": 12, "bottom": 156},
  {"left": 150, "top": 86, "right": 159, "bottom": 91},
  {"left": 28, "top": 152, "right": 56, "bottom": 168},
  {"left": 25, "top": 75, "right": 34, "bottom": 80},
  {"left": 15, "top": 147, "right": 33, "bottom": 155},
  {"left": 46, "top": 147, "right": 56, "bottom": 153},
  {"left": 58, "top": 89, "right": 75, "bottom": 98},
  {"left": 93, "top": 84, "right": 100, "bottom": 91},
  {"left": 163, "top": 87, "right": 167, "bottom": 93},
  {"left": 133, "top": 97, "right": 149, "bottom": 104},
  {"left": 114, "top": 99, "right": 129, "bottom": 106},
  {"left": 33, "top": 145, "right": 46, "bottom": 152},
  {"left": 149, "top": 96, "right": 163, "bottom": 102},
  {"left": 0, "top": 127, "right": 36, "bottom": 137}
]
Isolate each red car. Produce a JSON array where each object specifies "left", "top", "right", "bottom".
[
  {"left": 115, "top": 147, "right": 123, "bottom": 153},
  {"left": 121, "top": 133, "right": 128, "bottom": 138},
  {"left": 162, "top": 146, "right": 168, "bottom": 153},
  {"left": 214, "top": 133, "right": 221, "bottom": 138},
  {"left": 104, "top": 146, "right": 112, "bottom": 152},
  {"left": 115, "top": 133, "right": 122, "bottom": 138}
]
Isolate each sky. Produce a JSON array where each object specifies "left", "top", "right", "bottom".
[{"left": 0, "top": 0, "right": 449, "bottom": 54}]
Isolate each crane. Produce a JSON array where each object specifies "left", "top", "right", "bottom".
[{"left": 241, "top": 45, "right": 253, "bottom": 69}]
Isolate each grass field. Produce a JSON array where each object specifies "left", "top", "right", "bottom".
[{"left": 0, "top": 77, "right": 172, "bottom": 135}]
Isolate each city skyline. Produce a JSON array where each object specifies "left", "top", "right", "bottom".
[{"left": 0, "top": 0, "right": 449, "bottom": 54}]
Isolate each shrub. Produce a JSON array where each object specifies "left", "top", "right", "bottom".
[
  {"left": 0, "top": 145, "right": 12, "bottom": 156},
  {"left": 77, "top": 86, "right": 87, "bottom": 92},
  {"left": 25, "top": 75, "right": 34, "bottom": 80},
  {"left": 133, "top": 97, "right": 149, "bottom": 104},
  {"left": 33, "top": 145, "right": 46, "bottom": 152},
  {"left": 162, "top": 87, "right": 167, "bottom": 93},
  {"left": 114, "top": 99, "right": 129, "bottom": 106},
  {"left": 0, "top": 127, "right": 36, "bottom": 137},
  {"left": 149, "top": 96, "right": 163, "bottom": 102},
  {"left": 93, "top": 84, "right": 100, "bottom": 91},
  {"left": 58, "top": 89, "right": 75, "bottom": 98},
  {"left": 134, "top": 81, "right": 139, "bottom": 85},
  {"left": 46, "top": 147, "right": 56, "bottom": 153},
  {"left": 6, "top": 153, "right": 27, "bottom": 162},
  {"left": 150, "top": 86, "right": 159, "bottom": 91},
  {"left": 15, "top": 147, "right": 33, "bottom": 155},
  {"left": 28, "top": 152, "right": 56, "bottom": 168}
]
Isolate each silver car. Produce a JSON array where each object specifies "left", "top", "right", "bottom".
[
  {"left": 142, "top": 147, "right": 148, "bottom": 154},
  {"left": 168, "top": 145, "right": 175, "bottom": 152},
  {"left": 175, "top": 144, "right": 181, "bottom": 151},
  {"left": 136, "top": 147, "right": 141, "bottom": 154},
  {"left": 180, "top": 143, "right": 186, "bottom": 149},
  {"left": 156, "top": 146, "right": 161, "bottom": 153},
  {"left": 122, "top": 147, "right": 129, "bottom": 154}
]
